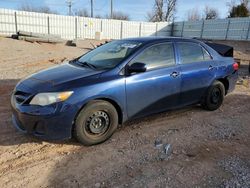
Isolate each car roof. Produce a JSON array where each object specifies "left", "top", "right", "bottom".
[{"left": 121, "top": 37, "right": 201, "bottom": 44}]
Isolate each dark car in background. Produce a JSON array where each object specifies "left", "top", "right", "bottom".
[{"left": 11, "top": 37, "right": 238, "bottom": 145}]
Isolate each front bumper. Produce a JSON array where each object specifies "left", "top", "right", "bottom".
[{"left": 11, "top": 95, "right": 79, "bottom": 140}]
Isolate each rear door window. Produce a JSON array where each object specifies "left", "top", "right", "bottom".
[{"left": 178, "top": 42, "right": 211, "bottom": 64}]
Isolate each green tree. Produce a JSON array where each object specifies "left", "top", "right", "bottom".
[{"left": 229, "top": 3, "right": 249, "bottom": 17}]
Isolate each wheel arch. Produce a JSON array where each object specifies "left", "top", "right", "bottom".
[
  {"left": 72, "top": 97, "right": 124, "bottom": 135},
  {"left": 217, "top": 77, "right": 229, "bottom": 95},
  {"left": 95, "top": 97, "right": 124, "bottom": 125}
]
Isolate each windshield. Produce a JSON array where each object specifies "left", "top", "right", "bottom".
[{"left": 76, "top": 40, "right": 142, "bottom": 70}]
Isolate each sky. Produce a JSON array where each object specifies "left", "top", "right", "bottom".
[{"left": 0, "top": 0, "right": 238, "bottom": 21}]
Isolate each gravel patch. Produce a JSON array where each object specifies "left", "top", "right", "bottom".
[{"left": 218, "top": 156, "right": 250, "bottom": 188}]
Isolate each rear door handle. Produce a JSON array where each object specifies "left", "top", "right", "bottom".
[
  {"left": 170, "top": 72, "right": 179, "bottom": 78},
  {"left": 209, "top": 65, "right": 214, "bottom": 70}
]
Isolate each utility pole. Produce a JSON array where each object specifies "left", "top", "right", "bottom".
[
  {"left": 66, "top": 0, "right": 73, "bottom": 16},
  {"left": 110, "top": 0, "right": 113, "bottom": 19},
  {"left": 91, "top": 0, "right": 94, "bottom": 17}
]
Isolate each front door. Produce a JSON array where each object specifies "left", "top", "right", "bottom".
[{"left": 125, "top": 42, "right": 181, "bottom": 119}]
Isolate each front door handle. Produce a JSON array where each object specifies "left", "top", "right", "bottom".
[
  {"left": 170, "top": 72, "right": 179, "bottom": 78},
  {"left": 209, "top": 65, "right": 214, "bottom": 70}
]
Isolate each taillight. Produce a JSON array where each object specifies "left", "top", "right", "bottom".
[{"left": 233, "top": 62, "right": 239, "bottom": 71}]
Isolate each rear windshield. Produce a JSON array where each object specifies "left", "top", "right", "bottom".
[{"left": 77, "top": 40, "right": 142, "bottom": 70}]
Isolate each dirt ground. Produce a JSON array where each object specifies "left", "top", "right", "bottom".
[{"left": 0, "top": 37, "right": 249, "bottom": 188}]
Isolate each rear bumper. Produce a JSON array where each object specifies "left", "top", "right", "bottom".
[
  {"left": 11, "top": 96, "right": 79, "bottom": 140},
  {"left": 227, "top": 72, "right": 238, "bottom": 93}
]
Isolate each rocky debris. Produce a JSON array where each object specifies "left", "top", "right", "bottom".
[
  {"left": 185, "top": 153, "right": 196, "bottom": 158},
  {"left": 167, "top": 128, "right": 179, "bottom": 134},
  {"left": 218, "top": 156, "right": 250, "bottom": 188},
  {"left": 212, "top": 129, "right": 235, "bottom": 140},
  {"left": 242, "top": 75, "right": 250, "bottom": 79},
  {"left": 65, "top": 40, "right": 76, "bottom": 47},
  {"left": 48, "top": 58, "right": 55, "bottom": 63},
  {"left": 164, "top": 144, "right": 172, "bottom": 156},
  {"left": 209, "top": 124, "right": 239, "bottom": 141},
  {"left": 60, "top": 57, "right": 67, "bottom": 62},
  {"left": 61, "top": 151, "right": 71, "bottom": 155},
  {"left": 154, "top": 139, "right": 172, "bottom": 161},
  {"left": 14, "top": 31, "right": 63, "bottom": 44},
  {"left": 94, "top": 182, "right": 101, "bottom": 188},
  {"left": 48, "top": 57, "right": 67, "bottom": 65},
  {"left": 154, "top": 139, "right": 163, "bottom": 148},
  {"left": 237, "top": 77, "right": 249, "bottom": 87},
  {"left": 73, "top": 39, "right": 110, "bottom": 50}
]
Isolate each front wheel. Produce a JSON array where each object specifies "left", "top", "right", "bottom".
[
  {"left": 74, "top": 100, "right": 118, "bottom": 146},
  {"left": 201, "top": 81, "right": 225, "bottom": 111}
]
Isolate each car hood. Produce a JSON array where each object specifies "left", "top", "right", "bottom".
[{"left": 17, "top": 62, "right": 104, "bottom": 93}]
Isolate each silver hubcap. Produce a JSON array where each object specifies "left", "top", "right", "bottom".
[{"left": 86, "top": 111, "right": 110, "bottom": 134}]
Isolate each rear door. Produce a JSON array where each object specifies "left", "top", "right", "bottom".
[
  {"left": 125, "top": 42, "right": 181, "bottom": 119},
  {"left": 176, "top": 42, "right": 216, "bottom": 105}
]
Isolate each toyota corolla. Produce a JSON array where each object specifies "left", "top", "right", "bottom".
[{"left": 11, "top": 37, "right": 238, "bottom": 145}]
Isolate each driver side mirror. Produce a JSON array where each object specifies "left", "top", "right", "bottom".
[{"left": 127, "top": 62, "right": 147, "bottom": 74}]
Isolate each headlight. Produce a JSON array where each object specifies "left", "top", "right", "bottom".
[{"left": 30, "top": 91, "right": 73, "bottom": 106}]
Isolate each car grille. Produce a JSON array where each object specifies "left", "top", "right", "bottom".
[{"left": 14, "top": 90, "right": 32, "bottom": 104}]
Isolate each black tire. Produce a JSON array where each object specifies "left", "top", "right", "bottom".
[
  {"left": 74, "top": 100, "right": 118, "bottom": 146},
  {"left": 201, "top": 81, "right": 225, "bottom": 111}
]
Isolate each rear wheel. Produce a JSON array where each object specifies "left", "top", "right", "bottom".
[
  {"left": 202, "top": 81, "right": 225, "bottom": 111},
  {"left": 74, "top": 100, "right": 118, "bottom": 146}
]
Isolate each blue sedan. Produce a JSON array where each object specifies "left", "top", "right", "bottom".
[{"left": 11, "top": 37, "right": 238, "bottom": 145}]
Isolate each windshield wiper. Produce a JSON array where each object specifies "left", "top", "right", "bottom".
[
  {"left": 70, "top": 60, "right": 97, "bottom": 70},
  {"left": 80, "top": 61, "right": 97, "bottom": 70}
]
